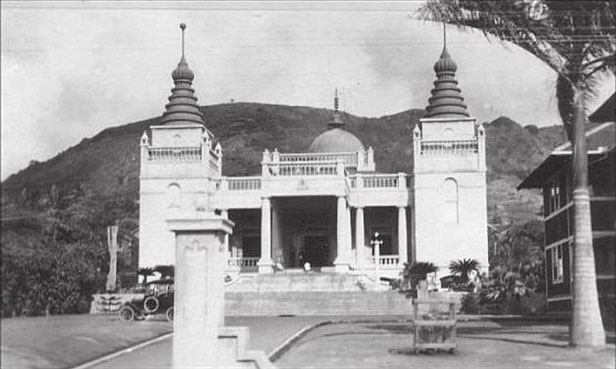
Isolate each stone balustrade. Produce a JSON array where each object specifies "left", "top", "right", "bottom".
[
  {"left": 267, "top": 160, "right": 343, "bottom": 176},
  {"left": 147, "top": 146, "right": 202, "bottom": 161},
  {"left": 227, "top": 257, "right": 260, "bottom": 267},
  {"left": 351, "top": 173, "right": 408, "bottom": 189},
  {"left": 217, "top": 177, "right": 262, "bottom": 191},
  {"left": 371, "top": 255, "right": 400, "bottom": 266},
  {"left": 420, "top": 139, "right": 478, "bottom": 155},
  {"left": 279, "top": 152, "right": 358, "bottom": 167}
]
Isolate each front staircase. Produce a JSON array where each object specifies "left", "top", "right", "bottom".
[{"left": 225, "top": 271, "right": 411, "bottom": 316}]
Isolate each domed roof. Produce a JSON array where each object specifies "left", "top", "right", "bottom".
[
  {"left": 308, "top": 90, "right": 364, "bottom": 153},
  {"left": 308, "top": 128, "right": 364, "bottom": 153}
]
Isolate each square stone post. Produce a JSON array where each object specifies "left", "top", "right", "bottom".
[
  {"left": 355, "top": 207, "right": 365, "bottom": 267},
  {"left": 334, "top": 196, "right": 350, "bottom": 272},
  {"left": 398, "top": 206, "right": 408, "bottom": 265},
  {"left": 167, "top": 215, "right": 234, "bottom": 368},
  {"left": 258, "top": 197, "right": 273, "bottom": 273}
]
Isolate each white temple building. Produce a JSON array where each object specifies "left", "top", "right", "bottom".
[{"left": 139, "top": 25, "right": 488, "bottom": 280}]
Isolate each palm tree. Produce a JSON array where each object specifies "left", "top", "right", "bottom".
[
  {"left": 419, "top": 0, "right": 614, "bottom": 348},
  {"left": 138, "top": 267, "right": 155, "bottom": 285},
  {"left": 449, "top": 258, "right": 480, "bottom": 283}
]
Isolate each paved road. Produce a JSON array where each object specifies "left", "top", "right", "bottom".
[
  {"left": 88, "top": 315, "right": 410, "bottom": 368},
  {"left": 276, "top": 320, "right": 616, "bottom": 369},
  {"left": 2, "top": 314, "right": 613, "bottom": 369}
]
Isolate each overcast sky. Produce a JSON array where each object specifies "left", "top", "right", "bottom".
[{"left": 0, "top": 1, "right": 588, "bottom": 180}]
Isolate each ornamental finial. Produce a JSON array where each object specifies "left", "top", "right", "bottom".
[{"left": 180, "top": 23, "right": 186, "bottom": 58}]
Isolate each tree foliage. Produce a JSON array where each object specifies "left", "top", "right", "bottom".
[
  {"left": 419, "top": 0, "right": 615, "bottom": 138},
  {"left": 1, "top": 183, "right": 138, "bottom": 317}
]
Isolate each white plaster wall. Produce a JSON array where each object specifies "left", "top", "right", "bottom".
[
  {"left": 412, "top": 171, "right": 488, "bottom": 273},
  {"left": 139, "top": 174, "right": 213, "bottom": 268},
  {"left": 421, "top": 119, "right": 476, "bottom": 141},
  {"left": 151, "top": 126, "right": 204, "bottom": 147}
]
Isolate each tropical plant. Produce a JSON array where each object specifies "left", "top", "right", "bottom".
[
  {"left": 154, "top": 265, "right": 175, "bottom": 279},
  {"left": 138, "top": 267, "right": 155, "bottom": 285},
  {"left": 419, "top": 0, "right": 614, "bottom": 348},
  {"left": 449, "top": 258, "right": 480, "bottom": 283},
  {"left": 394, "top": 261, "right": 439, "bottom": 297}
]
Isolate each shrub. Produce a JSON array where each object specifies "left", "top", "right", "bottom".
[
  {"left": 394, "top": 261, "right": 438, "bottom": 298},
  {"left": 460, "top": 292, "right": 481, "bottom": 314}
]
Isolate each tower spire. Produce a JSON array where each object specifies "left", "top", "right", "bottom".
[
  {"left": 160, "top": 23, "right": 205, "bottom": 126},
  {"left": 181, "top": 22, "right": 186, "bottom": 59},
  {"left": 423, "top": 24, "right": 470, "bottom": 119},
  {"left": 334, "top": 88, "right": 339, "bottom": 112},
  {"left": 443, "top": 22, "right": 447, "bottom": 51},
  {"left": 328, "top": 88, "right": 344, "bottom": 130}
]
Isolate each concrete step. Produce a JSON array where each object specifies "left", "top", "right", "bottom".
[
  {"left": 225, "top": 272, "right": 375, "bottom": 292},
  {"left": 225, "top": 290, "right": 412, "bottom": 316}
]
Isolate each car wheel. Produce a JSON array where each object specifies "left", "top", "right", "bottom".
[
  {"left": 143, "top": 296, "right": 159, "bottom": 313},
  {"left": 166, "top": 307, "right": 174, "bottom": 322},
  {"left": 119, "top": 306, "right": 135, "bottom": 321}
]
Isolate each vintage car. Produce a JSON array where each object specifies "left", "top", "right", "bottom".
[{"left": 119, "top": 279, "right": 174, "bottom": 322}]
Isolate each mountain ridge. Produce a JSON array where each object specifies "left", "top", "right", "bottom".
[{"left": 2, "top": 102, "right": 569, "bottom": 225}]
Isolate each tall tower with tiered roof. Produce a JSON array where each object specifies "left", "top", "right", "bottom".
[
  {"left": 411, "top": 29, "right": 488, "bottom": 274},
  {"left": 139, "top": 24, "right": 223, "bottom": 268}
]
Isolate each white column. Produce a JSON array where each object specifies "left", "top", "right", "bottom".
[
  {"left": 355, "top": 207, "right": 365, "bottom": 267},
  {"left": 346, "top": 204, "right": 352, "bottom": 267},
  {"left": 221, "top": 209, "right": 230, "bottom": 253},
  {"left": 258, "top": 198, "right": 273, "bottom": 273},
  {"left": 334, "top": 196, "right": 350, "bottom": 272},
  {"left": 398, "top": 206, "right": 408, "bottom": 265}
]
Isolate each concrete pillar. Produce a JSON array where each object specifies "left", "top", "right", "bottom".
[
  {"left": 346, "top": 204, "right": 352, "bottom": 267},
  {"left": 167, "top": 216, "right": 234, "bottom": 368},
  {"left": 258, "top": 198, "right": 273, "bottom": 273},
  {"left": 221, "top": 209, "right": 230, "bottom": 253},
  {"left": 398, "top": 206, "right": 408, "bottom": 265},
  {"left": 272, "top": 203, "right": 282, "bottom": 263},
  {"left": 334, "top": 196, "right": 350, "bottom": 272},
  {"left": 355, "top": 207, "right": 365, "bottom": 267}
]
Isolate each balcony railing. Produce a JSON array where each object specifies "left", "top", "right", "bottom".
[
  {"left": 147, "top": 146, "right": 202, "bottom": 161},
  {"left": 421, "top": 140, "right": 478, "bottom": 155},
  {"left": 279, "top": 152, "right": 358, "bottom": 167},
  {"left": 371, "top": 255, "right": 400, "bottom": 266},
  {"left": 216, "top": 177, "right": 261, "bottom": 191},
  {"left": 227, "top": 257, "right": 260, "bottom": 267},
  {"left": 268, "top": 160, "right": 343, "bottom": 177},
  {"left": 350, "top": 174, "right": 408, "bottom": 189}
]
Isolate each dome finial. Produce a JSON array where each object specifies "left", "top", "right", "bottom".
[
  {"left": 443, "top": 22, "right": 447, "bottom": 52},
  {"left": 329, "top": 88, "right": 344, "bottom": 129},
  {"left": 180, "top": 23, "right": 186, "bottom": 59},
  {"left": 334, "top": 88, "right": 339, "bottom": 112}
]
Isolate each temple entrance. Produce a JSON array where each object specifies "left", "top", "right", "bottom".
[{"left": 301, "top": 235, "right": 329, "bottom": 268}]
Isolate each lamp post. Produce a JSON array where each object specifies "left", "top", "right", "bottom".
[{"left": 370, "top": 232, "right": 383, "bottom": 289}]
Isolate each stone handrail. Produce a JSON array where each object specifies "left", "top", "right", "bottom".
[
  {"left": 372, "top": 255, "right": 400, "bottom": 266},
  {"left": 148, "top": 146, "right": 201, "bottom": 161},
  {"left": 421, "top": 140, "right": 478, "bottom": 155},
  {"left": 279, "top": 152, "right": 358, "bottom": 166},
  {"left": 227, "top": 257, "right": 260, "bottom": 267},
  {"left": 268, "top": 160, "right": 343, "bottom": 176},
  {"left": 351, "top": 173, "right": 407, "bottom": 188},
  {"left": 216, "top": 177, "right": 261, "bottom": 191}
]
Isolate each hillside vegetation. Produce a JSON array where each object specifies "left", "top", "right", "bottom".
[{"left": 2, "top": 102, "right": 568, "bottom": 224}]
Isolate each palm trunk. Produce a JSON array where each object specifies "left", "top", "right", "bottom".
[{"left": 569, "top": 82, "right": 605, "bottom": 348}]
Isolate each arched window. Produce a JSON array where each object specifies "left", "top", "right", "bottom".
[
  {"left": 443, "top": 178, "right": 458, "bottom": 223},
  {"left": 167, "top": 183, "right": 181, "bottom": 208}
]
